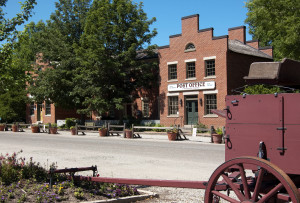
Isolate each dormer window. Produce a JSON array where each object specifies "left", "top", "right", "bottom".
[{"left": 185, "top": 43, "right": 196, "bottom": 52}]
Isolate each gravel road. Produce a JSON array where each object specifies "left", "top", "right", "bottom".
[{"left": 0, "top": 130, "right": 225, "bottom": 202}]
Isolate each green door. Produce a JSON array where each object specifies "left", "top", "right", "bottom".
[{"left": 186, "top": 100, "right": 198, "bottom": 125}]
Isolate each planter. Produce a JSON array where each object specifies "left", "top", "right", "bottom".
[
  {"left": 212, "top": 133, "right": 223, "bottom": 144},
  {"left": 125, "top": 130, "right": 133, "bottom": 138},
  {"left": 167, "top": 132, "right": 177, "bottom": 141},
  {"left": 49, "top": 127, "right": 57, "bottom": 134},
  {"left": 0, "top": 125, "right": 4, "bottom": 131},
  {"left": 31, "top": 126, "right": 39, "bottom": 133},
  {"left": 12, "top": 125, "right": 18, "bottom": 132},
  {"left": 70, "top": 128, "right": 76, "bottom": 135},
  {"left": 99, "top": 129, "right": 107, "bottom": 137}
]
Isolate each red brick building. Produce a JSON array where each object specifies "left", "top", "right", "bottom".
[{"left": 158, "top": 14, "right": 273, "bottom": 128}]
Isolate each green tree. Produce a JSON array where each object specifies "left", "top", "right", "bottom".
[
  {"left": 245, "top": 0, "right": 300, "bottom": 61},
  {"left": 0, "top": 0, "right": 36, "bottom": 122},
  {"left": 28, "top": 0, "right": 91, "bottom": 112},
  {"left": 75, "top": 0, "right": 157, "bottom": 115}
]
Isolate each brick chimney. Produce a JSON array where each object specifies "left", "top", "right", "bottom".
[
  {"left": 181, "top": 14, "right": 199, "bottom": 35},
  {"left": 228, "top": 26, "right": 246, "bottom": 44}
]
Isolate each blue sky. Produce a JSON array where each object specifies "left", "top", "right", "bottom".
[{"left": 5, "top": 0, "right": 252, "bottom": 46}]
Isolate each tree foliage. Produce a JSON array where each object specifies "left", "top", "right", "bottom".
[
  {"left": 28, "top": 0, "right": 91, "bottom": 110},
  {"left": 27, "top": 0, "right": 157, "bottom": 117},
  {"left": 245, "top": 0, "right": 300, "bottom": 61},
  {"left": 74, "top": 0, "right": 157, "bottom": 114},
  {"left": 0, "top": 0, "right": 36, "bottom": 122}
]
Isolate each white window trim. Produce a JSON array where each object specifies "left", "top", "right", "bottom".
[
  {"left": 203, "top": 56, "right": 216, "bottom": 60},
  {"left": 204, "top": 76, "right": 216, "bottom": 80},
  {"left": 183, "top": 91, "right": 199, "bottom": 95},
  {"left": 167, "top": 79, "right": 178, "bottom": 83},
  {"left": 203, "top": 90, "right": 218, "bottom": 94},
  {"left": 167, "top": 61, "right": 178, "bottom": 65},
  {"left": 185, "top": 77, "right": 197, "bottom": 81},
  {"left": 185, "top": 58, "right": 197, "bottom": 63},
  {"left": 167, "top": 93, "right": 180, "bottom": 96}
]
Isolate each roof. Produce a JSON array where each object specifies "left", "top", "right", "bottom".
[
  {"left": 244, "top": 58, "right": 300, "bottom": 85},
  {"left": 229, "top": 39, "right": 273, "bottom": 59},
  {"left": 136, "top": 49, "right": 158, "bottom": 60}
]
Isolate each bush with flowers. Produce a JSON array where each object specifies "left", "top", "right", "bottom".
[{"left": 0, "top": 151, "right": 139, "bottom": 202}]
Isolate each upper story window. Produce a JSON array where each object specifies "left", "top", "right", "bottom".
[
  {"left": 205, "top": 59, "right": 215, "bottom": 77},
  {"left": 186, "top": 62, "right": 196, "bottom": 78},
  {"left": 185, "top": 43, "right": 196, "bottom": 52},
  {"left": 168, "top": 64, "right": 177, "bottom": 80}
]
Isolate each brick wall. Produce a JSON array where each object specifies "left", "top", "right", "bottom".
[
  {"left": 158, "top": 14, "right": 273, "bottom": 129},
  {"left": 159, "top": 14, "right": 228, "bottom": 128}
]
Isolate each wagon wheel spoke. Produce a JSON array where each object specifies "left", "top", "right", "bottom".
[
  {"left": 211, "top": 190, "right": 240, "bottom": 203},
  {"left": 257, "top": 183, "right": 284, "bottom": 203},
  {"left": 251, "top": 168, "right": 265, "bottom": 201},
  {"left": 221, "top": 172, "right": 246, "bottom": 201},
  {"left": 236, "top": 163, "right": 251, "bottom": 199},
  {"left": 204, "top": 157, "right": 300, "bottom": 203}
]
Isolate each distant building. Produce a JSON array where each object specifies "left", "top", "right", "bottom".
[{"left": 158, "top": 14, "right": 273, "bottom": 128}]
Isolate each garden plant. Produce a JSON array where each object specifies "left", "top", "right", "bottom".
[{"left": 0, "top": 151, "right": 139, "bottom": 202}]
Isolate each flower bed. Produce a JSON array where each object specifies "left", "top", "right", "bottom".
[{"left": 0, "top": 151, "right": 139, "bottom": 202}]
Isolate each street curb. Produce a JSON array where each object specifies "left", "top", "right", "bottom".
[{"left": 80, "top": 189, "right": 159, "bottom": 203}]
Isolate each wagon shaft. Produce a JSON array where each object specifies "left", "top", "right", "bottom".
[{"left": 72, "top": 175, "right": 207, "bottom": 189}]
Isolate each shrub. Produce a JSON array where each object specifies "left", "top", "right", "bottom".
[
  {"left": 195, "top": 123, "right": 208, "bottom": 133},
  {"left": 65, "top": 118, "right": 76, "bottom": 129},
  {"left": 152, "top": 124, "right": 165, "bottom": 132}
]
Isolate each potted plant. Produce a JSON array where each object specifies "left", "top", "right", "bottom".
[
  {"left": 212, "top": 127, "right": 223, "bottom": 144},
  {"left": 167, "top": 128, "right": 178, "bottom": 141},
  {"left": 98, "top": 127, "right": 107, "bottom": 137},
  {"left": 125, "top": 129, "right": 133, "bottom": 139},
  {"left": 31, "top": 124, "right": 39, "bottom": 133},
  {"left": 49, "top": 123, "right": 58, "bottom": 134},
  {"left": 12, "top": 124, "right": 19, "bottom": 132},
  {"left": 70, "top": 126, "right": 76, "bottom": 135},
  {"left": 0, "top": 124, "right": 5, "bottom": 131}
]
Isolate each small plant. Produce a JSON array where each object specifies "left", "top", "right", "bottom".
[
  {"left": 167, "top": 128, "right": 178, "bottom": 134},
  {"left": 215, "top": 127, "right": 223, "bottom": 135},
  {"left": 65, "top": 118, "right": 76, "bottom": 129},
  {"left": 74, "top": 188, "right": 84, "bottom": 199},
  {"left": 98, "top": 127, "right": 107, "bottom": 130},
  {"left": 70, "top": 126, "right": 75, "bottom": 130},
  {"left": 50, "top": 123, "right": 57, "bottom": 128}
]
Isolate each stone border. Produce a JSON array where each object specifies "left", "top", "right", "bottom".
[{"left": 81, "top": 189, "right": 159, "bottom": 203}]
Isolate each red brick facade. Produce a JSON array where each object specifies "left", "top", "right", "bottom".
[{"left": 158, "top": 14, "right": 273, "bottom": 128}]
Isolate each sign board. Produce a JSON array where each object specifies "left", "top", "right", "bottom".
[
  {"left": 57, "top": 120, "right": 66, "bottom": 127},
  {"left": 168, "top": 81, "right": 215, "bottom": 92},
  {"left": 192, "top": 128, "right": 197, "bottom": 137}
]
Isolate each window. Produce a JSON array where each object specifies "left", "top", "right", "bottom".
[
  {"left": 168, "top": 64, "right": 177, "bottom": 80},
  {"left": 142, "top": 101, "right": 150, "bottom": 118},
  {"left": 205, "top": 60, "right": 215, "bottom": 77},
  {"left": 109, "top": 109, "right": 115, "bottom": 118},
  {"left": 205, "top": 94, "right": 217, "bottom": 115},
  {"left": 30, "top": 103, "right": 35, "bottom": 116},
  {"left": 45, "top": 102, "right": 51, "bottom": 115},
  {"left": 185, "top": 43, "right": 195, "bottom": 51},
  {"left": 168, "top": 96, "right": 178, "bottom": 115},
  {"left": 186, "top": 62, "right": 196, "bottom": 78}
]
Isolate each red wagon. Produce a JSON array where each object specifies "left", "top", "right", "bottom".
[{"left": 205, "top": 93, "right": 300, "bottom": 202}]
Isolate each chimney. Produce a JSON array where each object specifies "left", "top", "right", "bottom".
[
  {"left": 181, "top": 14, "right": 199, "bottom": 35},
  {"left": 228, "top": 26, "right": 246, "bottom": 44}
]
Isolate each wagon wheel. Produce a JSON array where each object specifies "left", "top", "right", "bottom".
[{"left": 204, "top": 156, "right": 300, "bottom": 203}]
